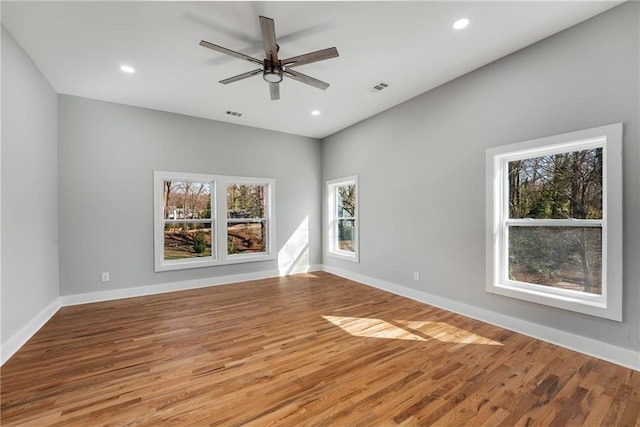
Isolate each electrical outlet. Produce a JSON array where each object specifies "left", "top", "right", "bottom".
[
  {"left": 101, "top": 272, "right": 110, "bottom": 282},
  {"left": 413, "top": 271, "right": 420, "bottom": 281}
]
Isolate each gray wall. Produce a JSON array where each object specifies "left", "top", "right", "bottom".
[
  {"left": 58, "top": 96, "right": 321, "bottom": 295},
  {"left": 1, "top": 27, "right": 59, "bottom": 344},
  {"left": 322, "top": 3, "right": 639, "bottom": 351}
]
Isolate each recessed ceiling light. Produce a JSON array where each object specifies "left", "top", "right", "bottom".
[
  {"left": 120, "top": 65, "right": 135, "bottom": 74},
  {"left": 311, "top": 110, "right": 321, "bottom": 116},
  {"left": 453, "top": 18, "right": 470, "bottom": 30}
]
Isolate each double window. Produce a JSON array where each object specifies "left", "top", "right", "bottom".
[
  {"left": 327, "top": 176, "right": 359, "bottom": 262},
  {"left": 154, "top": 171, "right": 274, "bottom": 272},
  {"left": 486, "top": 123, "right": 622, "bottom": 320}
]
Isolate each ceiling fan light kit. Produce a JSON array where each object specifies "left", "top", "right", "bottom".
[
  {"left": 200, "top": 16, "right": 339, "bottom": 100},
  {"left": 263, "top": 60, "right": 283, "bottom": 83}
]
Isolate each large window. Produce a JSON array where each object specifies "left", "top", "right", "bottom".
[
  {"left": 327, "top": 176, "right": 359, "bottom": 262},
  {"left": 154, "top": 171, "right": 274, "bottom": 271},
  {"left": 486, "top": 123, "right": 622, "bottom": 320}
]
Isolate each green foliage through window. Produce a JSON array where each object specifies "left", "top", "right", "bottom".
[
  {"left": 508, "top": 148, "right": 602, "bottom": 220},
  {"left": 507, "top": 147, "right": 603, "bottom": 294}
]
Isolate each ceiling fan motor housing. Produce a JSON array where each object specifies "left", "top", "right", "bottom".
[{"left": 263, "top": 59, "right": 283, "bottom": 83}]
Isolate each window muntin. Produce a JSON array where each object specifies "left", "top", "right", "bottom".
[
  {"left": 154, "top": 172, "right": 274, "bottom": 271},
  {"left": 486, "top": 123, "right": 622, "bottom": 321},
  {"left": 327, "top": 176, "right": 359, "bottom": 262},
  {"left": 226, "top": 184, "right": 268, "bottom": 255}
]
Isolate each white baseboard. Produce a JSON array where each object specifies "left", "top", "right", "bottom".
[
  {"left": 286, "top": 263, "right": 324, "bottom": 275},
  {"left": 2, "top": 266, "right": 326, "bottom": 366},
  {"left": 60, "top": 269, "right": 281, "bottom": 306},
  {"left": 1, "top": 297, "right": 62, "bottom": 365},
  {"left": 60, "top": 265, "right": 322, "bottom": 307},
  {"left": 3, "top": 265, "right": 636, "bottom": 371},
  {"left": 322, "top": 265, "right": 640, "bottom": 371},
  {"left": 60, "top": 266, "right": 324, "bottom": 307}
]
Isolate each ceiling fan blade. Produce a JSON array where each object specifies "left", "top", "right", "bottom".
[
  {"left": 199, "top": 40, "right": 263, "bottom": 66},
  {"left": 284, "top": 69, "right": 330, "bottom": 90},
  {"left": 282, "top": 47, "right": 339, "bottom": 68},
  {"left": 259, "top": 16, "right": 278, "bottom": 62},
  {"left": 219, "top": 69, "right": 263, "bottom": 84},
  {"left": 269, "top": 82, "right": 280, "bottom": 100}
]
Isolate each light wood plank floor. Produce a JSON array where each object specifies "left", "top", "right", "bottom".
[{"left": 1, "top": 272, "right": 638, "bottom": 426}]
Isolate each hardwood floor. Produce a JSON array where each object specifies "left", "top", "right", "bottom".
[{"left": 1, "top": 272, "right": 638, "bottom": 426}]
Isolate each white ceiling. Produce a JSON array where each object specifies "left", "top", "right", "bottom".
[{"left": 2, "top": 1, "right": 621, "bottom": 139}]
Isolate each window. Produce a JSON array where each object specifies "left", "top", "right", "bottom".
[
  {"left": 327, "top": 176, "right": 359, "bottom": 262},
  {"left": 226, "top": 183, "right": 269, "bottom": 256},
  {"left": 486, "top": 123, "right": 622, "bottom": 321},
  {"left": 154, "top": 171, "right": 274, "bottom": 271}
]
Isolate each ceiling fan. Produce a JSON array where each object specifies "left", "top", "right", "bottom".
[{"left": 199, "top": 16, "right": 339, "bottom": 101}]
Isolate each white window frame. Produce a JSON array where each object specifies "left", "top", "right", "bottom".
[
  {"left": 154, "top": 171, "right": 275, "bottom": 272},
  {"left": 327, "top": 175, "right": 359, "bottom": 262},
  {"left": 224, "top": 179, "right": 275, "bottom": 263},
  {"left": 485, "top": 123, "right": 623, "bottom": 321}
]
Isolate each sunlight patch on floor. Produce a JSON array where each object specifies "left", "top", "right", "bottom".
[
  {"left": 323, "top": 315, "right": 427, "bottom": 341},
  {"left": 322, "top": 316, "right": 503, "bottom": 346},
  {"left": 395, "top": 319, "right": 503, "bottom": 346}
]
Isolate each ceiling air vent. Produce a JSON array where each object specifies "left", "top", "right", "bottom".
[
  {"left": 225, "top": 110, "right": 243, "bottom": 117},
  {"left": 372, "top": 82, "right": 389, "bottom": 92}
]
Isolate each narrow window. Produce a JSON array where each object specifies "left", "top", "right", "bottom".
[
  {"left": 486, "top": 124, "right": 622, "bottom": 320},
  {"left": 226, "top": 183, "right": 269, "bottom": 256},
  {"left": 327, "top": 176, "right": 359, "bottom": 262}
]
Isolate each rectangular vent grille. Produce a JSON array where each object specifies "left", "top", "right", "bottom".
[
  {"left": 226, "top": 110, "right": 243, "bottom": 117},
  {"left": 372, "top": 82, "right": 389, "bottom": 92}
]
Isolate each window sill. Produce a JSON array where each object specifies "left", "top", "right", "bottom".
[{"left": 327, "top": 250, "right": 359, "bottom": 263}]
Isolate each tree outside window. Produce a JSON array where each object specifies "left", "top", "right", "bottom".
[
  {"left": 327, "top": 176, "right": 359, "bottom": 262},
  {"left": 507, "top": 148, "right": 602, "bottom": 294},
  {"left": 154, "top": 171, "right": 275, "bottom": 271},
  {"left": 226, "top": 184, "right": 268, "bottom": 255},
  {"left": 337, "top": 184, "right": 356, "bottom": 252},
  {"left": 486, "top": 123, "right": 623, "bottom": 321}
]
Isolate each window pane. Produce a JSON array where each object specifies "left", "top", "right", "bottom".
[
  {"left": 227, "top": 184, "right": 266, "bottom": 219},
  {"left": 163, "top": 181, "right": 212, "bottom": 220},
  {"left": 228, "top": 221, "right": 266, "bottom": 254},
  {"left": 508, "top": 148, "right": 602, "bottom": 219},
  {"left": 337, "top": 184, "right": 356, "bottom": 218},
  {"left": 508, "top": 226, "right": 602, "bottom": 295},
  {"left": 338, "top": 219, "right": 356, "bottom": 252},
  {"left": 164, "top": 223, "right": 212, "bottom": 259}
]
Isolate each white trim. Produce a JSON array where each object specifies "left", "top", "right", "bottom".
[
  {"left": 326, "top": 175, "right": 359, "bottom": 262},
  {"left": 223, "top": 179, "right": 276, "bottom": 262},
  {"left": 1, "top": 266, "right": 326, "bottom": 366},
  {"left": 1, "top": 297, "right": 62, "bottom": 365},
  {"left": 60, "top": 270, "right": 280, "bottom": 306},
  {"left": 322, "top": 265, "right": 639, "bottom": 372},
  {"left": 284, "top": 263, "right": 324, "bottom": 276},
  {"left": 2, "top": 266, "right": 637, "bottom": 371},
  {"left": 154, "top": 171, "right": 216, "bottom": 272},
  {"left": 154, "top": 171, "right": 276, "bottom": 272},
  {"left": 485, "top": 123, "right": 623, "bottom": 321}
]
